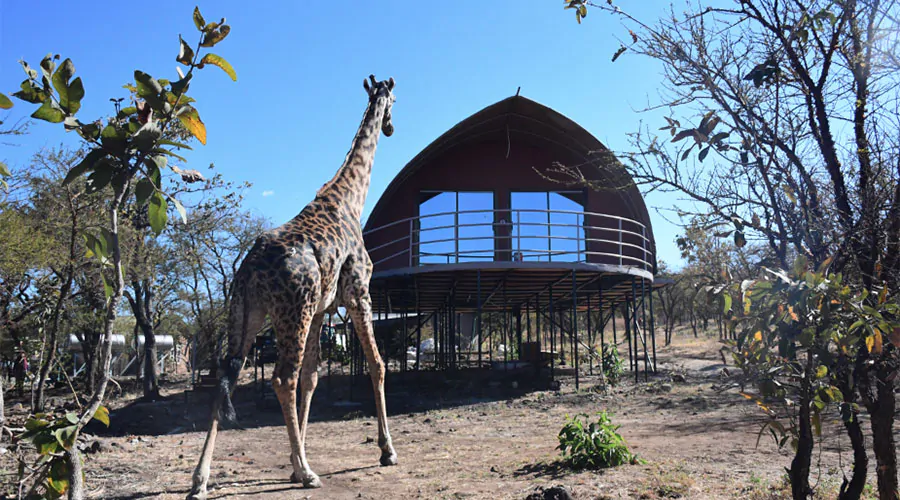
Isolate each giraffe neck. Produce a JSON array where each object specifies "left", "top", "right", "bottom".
[{"left": 316, "top": 95, "right": 388, "bottom": 220}]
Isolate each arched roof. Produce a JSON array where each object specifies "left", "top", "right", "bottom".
[{"left": 365, "top": 95, "right": 656, "bottom": 262}]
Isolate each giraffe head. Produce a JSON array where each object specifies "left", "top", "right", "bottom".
[{"left": 363, "top": 74, "right": 396, "bottom": 137}]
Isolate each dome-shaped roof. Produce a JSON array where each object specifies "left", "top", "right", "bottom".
[{"left": 365, "top": 95, "right": 654, "bottom": 252}]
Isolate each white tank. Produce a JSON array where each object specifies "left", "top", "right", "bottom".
[{"left": 67, "top": 334, "right": 175, "bottom": 352}]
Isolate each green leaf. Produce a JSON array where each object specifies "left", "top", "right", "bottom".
[
  {"left": 101, "top": 124, "right": 127, "bottom": 155},
  {"left": 117, "top": 106, "right": 137, "bottom": 119},
  {"left": 31, "top": 99, "right": 66, "bottom": 123},
  {"left": 83, "top": 232, "right": 109, "bottom": 261},
  {"left": 51, "top": 58, "right": 79, "bottom": 113},
  {"left": 85, "top": 158, "right": 116, "bottom": 194},
  {"left": 176, "top": 106, "right": 207, "bottom": 144},
  {"left": 12, "top": 80, "right": 48, "bottom": 104},
  {"left": 159, "top": 138, "right": 193, "bottom": 150},
  {"left": 53, "top": 425, "right": 78, "bottom": 450},
  {"left": 64, "top": 149, "right": 105, "bottom": 185},
  {"left": 198, "top": 53, "right": 237, "bottom": 81},
  {"left": 134, "top": 178, "right": 155, "bottom": 206},
  {"left": 200, "top": 24, "right": 231, "bottom": 47},
  {"left": 170, "top": 73, "right": 193, "bottom": 96},
  {"left": 0, "top": 93, "right": 12, "bottom": 109},
  {"left": 149, "top": 190, "right": 168, "bottom": 235},
  {"left": 93, "top": 406, "right": 110, "bottom": 427},
  {"left": 177, "top": 35, "right": 195, "bottom": 66},
  {"left": 134, "top": 70, "right": 163, "bottom": 98},
  {"left": 723, "top": 294, "right": 733, "bottom": 314},
  {"left": 132, "top": 121, "right": 162, "bottom": 152},
  {"left": 193, "top": 6, "right": 207, "bottom": 31},
  {"left": 48, "top": 459, "right": 70, "bottom": 494},
  {"left": 816, "top": 366, "right": 827, "bottom": 378},
  {"left": 100, "top": 272, "right": 113, "bottom": 300},
  {"left": 154, "top": 148, "right": 188, "bottom": 163}
]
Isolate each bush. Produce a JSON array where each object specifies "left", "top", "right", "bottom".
[
  {"left": 602, "top": 344, "right": 624, "bottom": 385},
  {"left": 557, "top": 411, "right": 639, "bottom": 469}
]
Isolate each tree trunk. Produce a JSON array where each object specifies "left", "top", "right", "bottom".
[
  {"left": 790, "top": 353, "right": 814, "bottom": 499},
  {"left": 35, "top": 269, "right": 74, "bottom": 411},
  {"left": 67, "top": 181, "right": 129, "bottom": 500},
  {"left": 839, "top": 411, "right": 868, "bottom": 500},
  {"left": 0, "top": 372, "right": 5, "bottom": 429},
  {"left": 870, "top": 368, "right": 898, "bottom": 500},
  {"left": 128, "top": 279, "right": 160, "bottom": 400},
  {"left": 837, "top": 353, "right": 867, "bottom": 500},
  {"left": 142, "top": 327, "right": 160, "bottom": 400},
  {"left": 66, "top": 447, "right": 83, "bottom": 500}
]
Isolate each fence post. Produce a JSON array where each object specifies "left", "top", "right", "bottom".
[{"left": 618, "top": 219, "right": 623, "bottom": 266}]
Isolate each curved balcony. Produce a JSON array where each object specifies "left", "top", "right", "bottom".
[{"left": 363, "top": 208, "right": 654, "bottom": 275}]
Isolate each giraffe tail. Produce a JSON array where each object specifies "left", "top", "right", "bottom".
[{"left": 217, "top": 356, "right": 242, "bottom": 423}]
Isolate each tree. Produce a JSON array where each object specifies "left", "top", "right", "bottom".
[
  {"left": 8, "top": 7, "right": 236, "bottom": 498},
  {"left": 559, "top": 0, "right": 900, "bottom": 498},
  {"left": 22, "top": 147, "right": 106, "bottom": 412},
  {"left": 170, "top": 192, "right": 266, "bottom": 370}
]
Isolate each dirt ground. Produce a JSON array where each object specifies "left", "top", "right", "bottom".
[{"left": 1, "top": 332, "right": 886, "bottom": 499}]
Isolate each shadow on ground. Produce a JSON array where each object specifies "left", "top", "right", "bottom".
[{"left": 87, "top": 366, "right": 560, "bottom": 437}]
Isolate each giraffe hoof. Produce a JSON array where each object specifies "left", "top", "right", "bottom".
[
  {"left": 186, "top": 490, "right": 207, "bottom": 500},
  {"left": 291, "top": 472, "right": 322, "bottom": 489},
  {"left": 380, "top": 450, "right": 398, "bottom": 466}
]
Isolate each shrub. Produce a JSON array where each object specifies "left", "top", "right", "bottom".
[
  {"left": 602, "top": 344, "right": 624, "bottom": 385},
  {"left": 557, "top": 411, "right": 639, "bottom": 469}
]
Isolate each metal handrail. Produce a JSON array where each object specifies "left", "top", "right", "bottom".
[{"left": 363, "top": 208, "right": 653, "bottom": 271}]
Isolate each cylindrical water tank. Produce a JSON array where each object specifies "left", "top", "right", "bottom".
[{"left": 67, "top": 334, "right": 175, "bottom": 352}]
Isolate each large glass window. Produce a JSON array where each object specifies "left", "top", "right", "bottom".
[
  {"left": 418, "top": 192, "right": 494, "bottom": 264},
  {"left": 511, "top": 191, "right": 584, "bottom": 262},
  {"left": 457, "top": 192, "right": 494, "bottom": 262}
]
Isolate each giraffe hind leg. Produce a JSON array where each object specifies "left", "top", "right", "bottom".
[
  {"left": 187, "top": 298, "right": 264, "bottom": 499},
  {"left": 271, "top": 299, "right": 323, "bottom": 488}
]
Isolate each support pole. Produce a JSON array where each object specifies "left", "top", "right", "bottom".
[
  {"left": 432, "top": 311, "right": 439, "bottom": 370},
  {"left": 586, "top": 287, "right": 592, "bottom": 376},
  {"left": 549, "top": 284, "right": 556, "bottom": 384},
  {"left": 649, "top": 281, "right": 657, "bottom": 373},
  {"left": 477, "top": 269, "right": 482, "bottom": 369},
  {"left": 415, "top": 279, "right": 421, "bottom": 371},
  {"left": 571, "top": 270, "right": 579, "bottom": 389},
  {"left": 526, "top": 300, "right": 532, "bottom": 345},
  {"left": 630, "top": 277, "right": 640, "bottom": 382},
  {"left": 640, "top": 276, "right": 649, "bottom": 380}
]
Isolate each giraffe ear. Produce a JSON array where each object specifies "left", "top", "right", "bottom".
[
  {"left": 387, "top": 77, "right": 395, "bottom": 90},
  {"left": 363, "top": 78, "right": 370, "bottom": 93}
]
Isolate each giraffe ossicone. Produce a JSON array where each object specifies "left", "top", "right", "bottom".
[{"left": 186, "top": 75, "right": 398, "bottom": 500}]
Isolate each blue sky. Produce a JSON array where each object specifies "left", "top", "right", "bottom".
[{"left": 0, "top": 0, "right": 685, "bottom": 268}]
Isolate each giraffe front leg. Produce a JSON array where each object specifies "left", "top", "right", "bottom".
[{"left": 348, "top": 295, "right": 398, "bottom": 466}]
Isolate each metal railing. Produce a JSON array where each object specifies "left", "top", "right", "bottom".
[{"left": 363, "top": 208, "right": 653, "bottom": 271}]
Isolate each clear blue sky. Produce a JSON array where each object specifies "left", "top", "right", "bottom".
[{"left": 0, "top": 0, "right": 685, "bottom": 268}]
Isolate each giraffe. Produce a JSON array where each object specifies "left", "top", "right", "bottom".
[{"left": 187, "top": 75, "right": 398, "bottom": 500}]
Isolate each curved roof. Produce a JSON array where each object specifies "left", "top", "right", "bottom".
[{"left": 365, "top": 94, "right": 656, "bottom": 260}]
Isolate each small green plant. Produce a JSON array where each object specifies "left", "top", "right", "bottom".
[
  {"left": 14, "top": 407, "right": 109, "bottom": 498},
  {"left": 557, "top": 411, "right": 639, "bottom": 469},
  {"left": 602, "top": 344, "right": 624, "bottom": 385}
]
